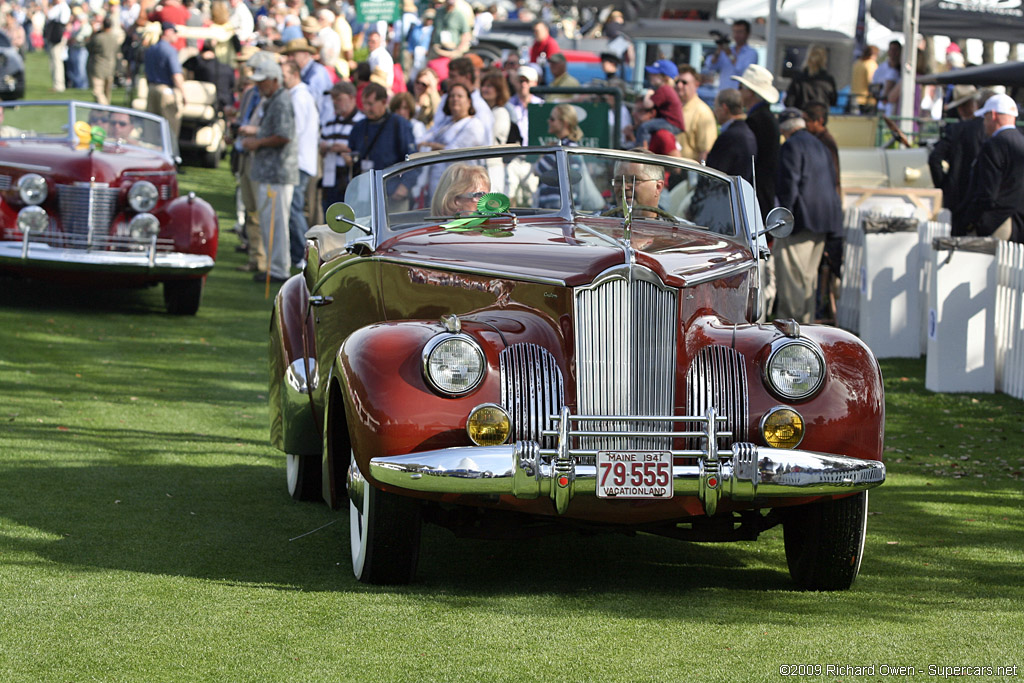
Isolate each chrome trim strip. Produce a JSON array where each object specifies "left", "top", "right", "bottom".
[
  {"left": 2, "top": 161, "right": 53, "bottom": 173},
  {"left": 372, "top": 255, "right": 567, "bottom": 286},
  {"left": 368, "top": 442, "right": 886, "bottom": 514},
  {"left": 681, "top": 259, "right": 757, "bottom": 287}
]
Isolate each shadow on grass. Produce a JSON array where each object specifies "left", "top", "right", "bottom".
[{"left": 3, "top": 453, "right": 1021, "bottom": 620}]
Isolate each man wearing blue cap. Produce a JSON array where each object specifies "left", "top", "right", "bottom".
[
  {"left": 633, "top": 59, "right": 684, "bottom": 148},
  {"left": 144, "top": 21, "right": 186, "bottom": 141}
]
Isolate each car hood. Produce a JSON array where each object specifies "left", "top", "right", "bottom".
[
  {"left": 0, "top": 141, "right": 173, "bottom": 185},
  {"left": 376, "top": 216, "right": 753, "bottom": 288}
]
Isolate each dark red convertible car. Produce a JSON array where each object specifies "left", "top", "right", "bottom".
[
  {"left": 0, "top": 101, "right": 218, "bottom": 314},
  {"left": 269, "top": 145, "right": 886, "bottom": 589}
]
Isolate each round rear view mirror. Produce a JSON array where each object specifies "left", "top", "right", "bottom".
[
  {"left": 325, "top": 202, "right": 356, "bottom": 234},
  {"left": 765, "top": 206, "right": 794, "bottom": 239}
]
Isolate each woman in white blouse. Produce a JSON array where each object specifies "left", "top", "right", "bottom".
[{"left": 420, "top": 83, "right": 487, "bottom": 191}]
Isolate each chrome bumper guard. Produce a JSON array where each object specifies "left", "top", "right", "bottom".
[
  {"left": 368, "top": 408, "right": 885, "bottom": 515},
  {"left": 0, "top": 240, "right": 214, "bottom": 275}
]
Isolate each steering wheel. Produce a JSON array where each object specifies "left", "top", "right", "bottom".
[{"left": 600, "top": 204, "right": 682, "bottom": 224}]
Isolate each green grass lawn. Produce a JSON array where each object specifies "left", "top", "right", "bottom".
[{"left": 2, "top": 52, "right": 1023, "bottom": 682}]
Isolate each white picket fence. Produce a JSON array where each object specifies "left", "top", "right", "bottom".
[
  {"left": 837, "top": 214, "right": 1024, "bottom": 398},
  {"left": 996, "top": 241, "right": 1024, "bottom": 400},
  {"left": 836, "top": 207, "right": 950, "bottom": 357}
]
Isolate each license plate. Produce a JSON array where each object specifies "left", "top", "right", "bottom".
[{"left": 596, "top": 451, "right": 674, "bottom": 499}]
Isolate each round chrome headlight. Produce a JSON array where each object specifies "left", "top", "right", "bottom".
[
  {"left": 18, "top": 174, "right": 48, "bottom": 205},
  {"left": 423, "top": 334, "right": 485, "bottom": 395},
  {"left": 17, "top": 205, "right": 49, "bottom": 233},
  {"left": 765, "top": 340, "right": 825, "bottom": 400},
  {"left": 761, "top": 406, "right": 805, "bottom": 449},
  {"left": 128, "top": 181, "right": 159, "bottom": 212},
  {"left": 128, "top": 213, "right": 160, "bottom": 240}
]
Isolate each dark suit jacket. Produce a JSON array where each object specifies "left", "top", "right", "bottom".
[
  {"left": 963, "top": 126, "right": 1024, "bottom": 242},
  {"left": 706, "top": 118, "right": 757, "bottom": 184},
  {"left": 745, "top": 101, "right": 779, "bottom": 220},
  {"left": 776, "top": 129, "right": 841, "bottom": 236},
  {"left": 929, "top": 115, "right": 985, "bottom": 233}
]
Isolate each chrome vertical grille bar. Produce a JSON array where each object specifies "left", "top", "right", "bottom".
[
  {"left": 574, "top": 266, "right": 678, "bottom": 451},
  {"left": 57, "top": 183, "right": 119, "bottom": 246},
  {"left": 685, "top": 345, "right": 748, "bottom": 450},
  {"left": 500, "top": 343, "right": 564, "bottom": 449}
]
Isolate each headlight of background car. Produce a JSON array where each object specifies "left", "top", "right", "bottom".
[
  {"left": 128, "top": 181, "right": 159, "bottom": 212},
  {"left": 128, "top": 213, "right": 160, "bottom": 240},
  {"left": 765, "top": 340, "right": 825, "bottom": 400},
  {"left": 423, "top": 334, "right": 485, "bottom": 395},
  {"left": 17, "top": 174, "right": 48, "bottom": 205},
  {"left": 17, "top": 206, "right": 49, "bottom": 233}
]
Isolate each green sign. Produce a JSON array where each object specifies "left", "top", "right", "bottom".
[
  {"left": 355, "top": 0, "right": 401, "bottom": 24},
  {"left": 527, "top": 102, "right": 610, "bottom": 148}
]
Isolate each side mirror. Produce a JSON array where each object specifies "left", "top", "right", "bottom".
[
  {"left": 325, "top": 202, "right": 355, "bottom": 234},
  {"left": 325, "top": 202, "right": 370, "bottom": 235},
  {"left": 762, "top": 206, "right": 794, "bottom": 239}
]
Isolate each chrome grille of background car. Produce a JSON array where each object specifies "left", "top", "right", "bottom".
[
  {"left": 0, "top": 175, "right": 11, "bottom": 190},
  {"left": 573, "top": 269, "right": 678, "bottom": 451},
  {"left": 499, "top": 343, "right": 564, "bottom": 449},
  {"left": 685, "top": 345, "right": 748, "bottom": 450},
  {"left": 57, "top": 182, "right": 120, "bottom": 243}
]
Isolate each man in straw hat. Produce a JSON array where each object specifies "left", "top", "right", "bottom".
[
  {"left": 732, "top": 63, "right": 779, "bottom": 222},
  {"left": 962, "top": 93, "right": 1024, "bottom": 243},
  {"left": 239, "top": 51, "right": 298, "bottom": 283},
  {"left": 281, "top": 37, "right": 333, "bottom": 123},
  {"left": 929, "top": 84, "right": 986, "bottom": 233}
]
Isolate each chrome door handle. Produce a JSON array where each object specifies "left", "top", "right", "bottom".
[{"left": 309, "top": 295, "right": 334, "bottom": 306}]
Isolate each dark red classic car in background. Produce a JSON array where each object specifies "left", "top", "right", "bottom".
[
  {"left": 0, "top": 101, "right": 218, "bottom": 314},
  {"left": 268, "top": 146, "right": 886, "bottom": 590}
]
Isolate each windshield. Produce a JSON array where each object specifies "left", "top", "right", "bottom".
[
  {"left": 0, "top": 102, "right": 166, "bottom": 152},
  {"left": 377, "top": 148, "right": 736, "bottom": 237}
]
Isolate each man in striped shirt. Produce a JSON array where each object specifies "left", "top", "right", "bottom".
[{"left": 319, "top": 81, "right": 365, "bottom": 215}]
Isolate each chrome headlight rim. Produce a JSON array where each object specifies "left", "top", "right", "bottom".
[
  {"left": 17, "top": 173, "right": 48, "bottom": 205},
  {"left": 128, "top": 180, "right": 159, "bottom": 212},
  {"left": 421, "top": 333, "right": 486, "bottom": 397},
  {"left": 17, "top": 205, "right": 49, "bottom": 233},
  {"left": 763, "top": 338, "right": 826, "bottom": 401}
]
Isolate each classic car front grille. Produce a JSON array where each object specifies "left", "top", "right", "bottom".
[
  {"left": 57, "top": 182, "right": 120, "bottom": 243},
  {"left": 0, "top": 175, "right": 11, "bottom": 190},
  {"left": 573, "top": 267, "right": 678, "bottom": 451},
  {"left": 685, "top": 345, "right": 748, "bottom": 449},
  {"left": 499, "top": 343, "right": 564, "bottom": 449}
]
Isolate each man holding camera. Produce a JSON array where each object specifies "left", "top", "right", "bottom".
[{"left": 704, "top": 20, "right": 758, "bottom": 95}]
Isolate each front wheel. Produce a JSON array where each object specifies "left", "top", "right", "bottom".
[
  {"left": 163, "top": 278, "right": 203, "bottom": 315},
  {"left": 782, "top": 491, "right": 868, "bottom": 591},
  {"left": 349, "top": 454, "right": 421, "bottom": 584}
]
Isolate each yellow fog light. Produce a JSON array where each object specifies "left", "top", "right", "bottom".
[
  {"left": 760, "top": 407, "right": 804, "bottom": 449},
  {"left": 467, "top": 403, "right": 511, "bottom": 446}
]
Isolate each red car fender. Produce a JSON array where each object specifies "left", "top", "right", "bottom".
[
  {"left": 684, "top": 314, "right": 885, "bottom": 464},
  {"left": 335, "top": 321, "right": 503, "bottom": 492},
  {"left": 162, "top": 192, "right": 218, "bottom": 257}
]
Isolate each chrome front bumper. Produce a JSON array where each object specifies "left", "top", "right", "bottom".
[
  {"left": 367, "top": 410, "right": 885, "bottom": 516},
  {"left": 0, "top": 241, "right": 215, "bottom": 275}
]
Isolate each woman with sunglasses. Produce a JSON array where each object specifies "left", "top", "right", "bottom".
[{"left": 430, "top": 162, "right": 490, "bottom": 216}]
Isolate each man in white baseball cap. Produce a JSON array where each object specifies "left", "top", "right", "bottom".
[{"left": 962, "top": 93, "right": 1024, "bottom": 242}]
